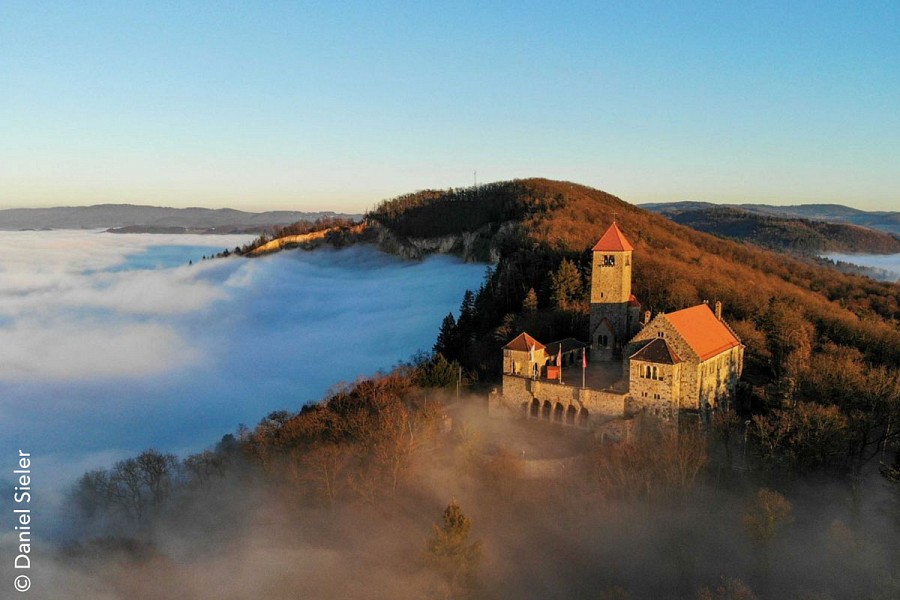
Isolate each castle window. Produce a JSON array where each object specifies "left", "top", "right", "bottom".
[
  {"left": 652, "top": 366, "right": 659, "bottom": 380},
  {"left": 657, "top": 332, "right": 664, "bottom": 338},
  {"left": 602, "top": 255, "right": 616, "bottom": 267}
]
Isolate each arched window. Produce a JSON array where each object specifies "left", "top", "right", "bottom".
[
  {"left": 652, "top": 366, "right": 658, "bottom": 380},
  {"left": 578, "top": 407, "right": 589, "bottom": 428}
]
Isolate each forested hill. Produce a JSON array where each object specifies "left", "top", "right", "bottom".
[
  {"left": 368, "top": 178, "right": 899, "bottom": 375},
  {"left": 641, "top": 201, "right": 900, "bottom": 235},
  {"left": 0, "top": 203, "right": 360, "bottom": 233},
  {"left": 638, "top": 205, "right": 900, "bottom": 255}
]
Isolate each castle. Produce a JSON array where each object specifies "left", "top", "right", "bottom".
[{"left": 490, "top": 222, "right": 744, "bottom": 432}]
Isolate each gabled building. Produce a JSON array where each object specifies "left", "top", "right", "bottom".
[
  {"left": 502, "top": 332, "right": 546, "bottom": 378},
  {"left": 625, "top": 302, "right": 743, "bottom": 413}
]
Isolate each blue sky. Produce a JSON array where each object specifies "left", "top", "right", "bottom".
[{"left": 1, "top": 1, "right": 897, "bottom": 211}]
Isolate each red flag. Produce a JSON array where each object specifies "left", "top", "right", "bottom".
[
  {"left": 582, "top": 348, "right": 587, "bottom": 368},
  {"left": 557, "top": 346, "right": 562, "bottom": 367}
]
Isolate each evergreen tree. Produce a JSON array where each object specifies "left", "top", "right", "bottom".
[
  {"left": 551, "top": 258, "right": 583, "bottom": 311},
  {"left": 455, "top": 290, "right": 477, "bottom": 348},
  {"left": 425, "top": 500, "right": 482, "bottom": 597},
  {"left": 434, "top": 313, "right": 458, "bottom": 358}
]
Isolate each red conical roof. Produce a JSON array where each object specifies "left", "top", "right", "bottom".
[{"left": 592, "top": 222, "right": 633, "bottom": 252}]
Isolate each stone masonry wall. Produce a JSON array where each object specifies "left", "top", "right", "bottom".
[
  {"left": 590, "top": 303, "right": 628, "bottom": 359},
  {"left": 628, "top": 359, "right": 681, "bottom": 421},
  {"left": 496, "top": 375, "right": 627, "bottom": 426},
  {"left": 626, "top": 314, "right": 701, "bottom": 409}
]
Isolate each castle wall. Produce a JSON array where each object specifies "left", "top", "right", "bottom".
[
  {"left": 495, "top": 375, "right": 628, "bottom": 426},
  {"left": 628, "top": 359, "right": 681, "bottom": 421},
  {"left": 697, "top": 345, "right": 744, "bottom": 410}
]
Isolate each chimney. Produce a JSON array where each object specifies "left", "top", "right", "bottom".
[
  {"left": 715, "top": 300, "right": 723, "bottom": 321},
  {"left": 643, "top": 310, "right": 651, "bottom": 325}
]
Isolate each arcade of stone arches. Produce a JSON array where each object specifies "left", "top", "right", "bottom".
[{"left": 525, "top": 398, "right": 590, "bottom": 428}]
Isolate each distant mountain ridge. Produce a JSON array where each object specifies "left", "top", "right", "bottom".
[
  {"left": 0, "top": 204, "right": 361, "bottom": 233},
  {"left": 640, "top": 201, "right": 900, "bottom": 235}
]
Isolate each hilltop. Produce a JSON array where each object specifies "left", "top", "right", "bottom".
[
  {"left": 638, "top": 204, "right": 900, "bottom": 255},
  {"left": 361, "top": 178, "right": 899, "bottom": 371},
  {"left": 237, "top": 176, "right": 898, "bottom": 385}
]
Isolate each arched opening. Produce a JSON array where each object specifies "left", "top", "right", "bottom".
[
  {"left": 652, "top": 366, "right": 658, "bottom": 380},
  {"left": 542, "top": 400, "right": 552, "bottom": 420},
  {"left": 578, "top": 407, "right": 589, "bottom": 428},
  {"left": 566, "top": 405, "right": 577, "bottom": 425},
  {"left": 554, "top": 403, "right": 564, "bottom": 423},
  {"left": 530, "top": 398, "right": 540, "bottom": 418}
]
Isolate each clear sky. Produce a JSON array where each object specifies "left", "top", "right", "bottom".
[{"left": 1, "top": 1, "right": 897, "bottom": 212}]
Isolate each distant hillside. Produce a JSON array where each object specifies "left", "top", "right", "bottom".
[
  {"left": 641, "top": 201, "right": 900, "bottom": 235},
  {"left": 0, "top": 204, "right": 361, "bottom": 233},
  {"left": 638, "top": 205, "right": 900, "bottom": 255}
]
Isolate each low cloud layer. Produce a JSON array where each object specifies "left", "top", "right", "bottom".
[
  {"left": 821, "top": 251, "right": 900, "bottom": 281},
  {"left": 0, "top": 231, "right": 485, "bottom": 511}
]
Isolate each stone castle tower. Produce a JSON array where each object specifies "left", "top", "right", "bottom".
[{"left": 590, "top": 222, "right": 641, "bottom": 360}]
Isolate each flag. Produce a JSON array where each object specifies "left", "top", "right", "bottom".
[
  {"left": 557, "top": 346, "right": 563, "bottom": 382},
  {"left": 529, "top": 343, "right": 535, "bottom": 364}
]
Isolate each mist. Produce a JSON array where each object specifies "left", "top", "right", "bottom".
[
  {"left": 0, "top": 231, "right": 485, "bottom": 512},
  {"left": 821, "top": 252, "right": 900, "bottom": 282},
  {"left": 4, "top": 393, "right": 899, "bottom": 600}
]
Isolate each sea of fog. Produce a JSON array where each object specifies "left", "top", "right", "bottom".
[
  {"left": 821, "top": 252, "right": 900, "bottom": 282},
  {"left": 0, "top": 230, "right": 486, "bottom": 521}
]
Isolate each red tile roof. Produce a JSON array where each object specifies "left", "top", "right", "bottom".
[
  {"left": 628, "top": 293, "right": 641, "bottom": 308},
  {"left": 664, "top": 304, "right": 741, "bottom": 361},
  {"left": 592, "top": 222, "right": 634, "bottom": 252},
  {"left": 504, "top": 332, "right": 545, "bottom": 352}
]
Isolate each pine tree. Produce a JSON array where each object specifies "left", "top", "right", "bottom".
[
  {"left": 425, "top": 500, "right": 482, "bottom": 597},
  {"left": 455, "top": 290, "right": 477, "bottom": 349},
  {"left": 551, "top": 258, "right": 583, "bottom": 311},
  {"left": 434, "top": 313, "right": 458, "bottom": 358}
]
